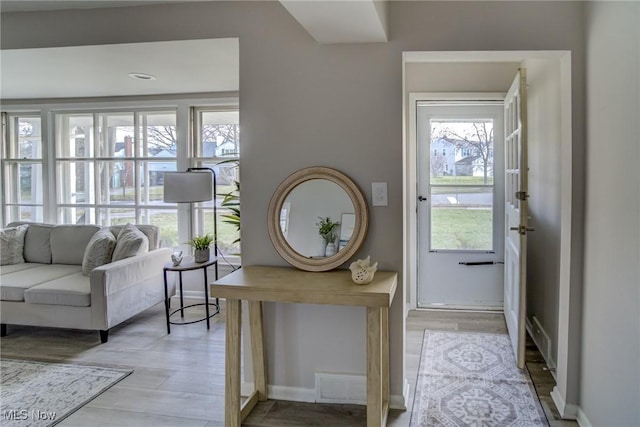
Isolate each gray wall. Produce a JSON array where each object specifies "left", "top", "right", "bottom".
[
  {"left": 1, "top": 0, "right": 586, "bottom": 405},
  {"left": 582, "top": 2, "right": 640, "bottom": 426},
  {"left": 526, "top": 58, "right": 563, "bottom": 366}
]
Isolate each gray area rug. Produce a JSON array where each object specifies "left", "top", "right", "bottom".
[
  {"left": 410, "top": 330, "right": 549, "bottom": 427},
  {"left": 1, "top": 358, "right": 132, "bottom": 427}
]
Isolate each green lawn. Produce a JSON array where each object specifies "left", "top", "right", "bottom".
[{"left": 431, "top": 207, "right": 493, "bottom": 250}]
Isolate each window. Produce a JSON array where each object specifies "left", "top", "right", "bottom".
[
  {"left": 192, "top": 109, "right": 240, "bottom": 256},
  {"left": 2, "top": 100, "right": 239, "bottom": 260},
  {"left": 429, "top": 118, "right": 495, "bottom": 251},
  {"left": 55, "top": 110, "right": 179, "bottom": 246},
  {"left": 2, "top": 114, "right": 44, "bottom": 223}
]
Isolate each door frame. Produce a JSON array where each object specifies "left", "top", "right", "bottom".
[
  {"left": 412, "top": 95, "right": 506, "bottom": 310},
  {"left": 402, "top": 50, "right": 577, "bottom": 417}
]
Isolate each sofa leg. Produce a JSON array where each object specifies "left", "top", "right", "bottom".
[
  {"left": 1, "top": 324, "right": 6, "bottom": 337},
  {"left": 99, "top": 330, "right": 109, "bottom": 343}
]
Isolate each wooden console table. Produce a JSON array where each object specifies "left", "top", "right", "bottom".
[{"left": 210, "top": 265, "right": 397, "bottom": 427}]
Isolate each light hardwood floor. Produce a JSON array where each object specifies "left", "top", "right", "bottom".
[{"left": 0, "top": 304, "right": 576, "bottom": 426}]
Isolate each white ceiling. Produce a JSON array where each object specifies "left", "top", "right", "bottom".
[
  {"left": 280, "top": 0, "right": 388, "bottom": 44},
  {"left": 0, "top": 0, "right": 387, "bottom": 99},
  {"left": 0, "top": 39, "right": 239, "bottom": 99}
]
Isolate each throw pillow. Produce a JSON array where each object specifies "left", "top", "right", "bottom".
[
  {"left": 111, "top": 223, "right": 149, "bottom": 262},
  {"left": 82, "top": 228, "right": 117, "bottom": 275},
  {"left": 0, "top": 224, "right": 29, "bottom": 265}
]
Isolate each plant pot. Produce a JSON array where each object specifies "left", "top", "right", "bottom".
[
  {"left": 194, "top": 248, "right": 210, "bottom": 263},
  {"left": 325, "top": 242, "right": 337, "bottom": 257},
  {"left": 318, "top": 239, "right": 328, "bottom": 257}
]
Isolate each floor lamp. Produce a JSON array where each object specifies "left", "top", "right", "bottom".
[{"left": 163, "top": 167, "right": 218, "bottom": 281}]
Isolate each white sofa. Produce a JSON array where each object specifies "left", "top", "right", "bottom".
[{"left": 0, "top": 222, "right": 174, "bottom": 343}]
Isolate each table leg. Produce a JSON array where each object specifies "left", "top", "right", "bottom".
[
  {"left": 225, "top": 298, "right": 241, "bottom": 427},
  {"left": 179, "top": 271, "right": 184, "bottom": 318},
  {"left": 249, "top": 300, "right": 268, "bottom": 401},
  {"left": 204, "top": 266, "right": 210, "bottom": 329},
  {"left": 163, "top": 269, "right": 170, "bottom": 334},
  {"left": 367, "top": 307, "right": 383, "bottom": 427},
  {"left": 381, "top": 307, "right": 389, "bottom": 410}
]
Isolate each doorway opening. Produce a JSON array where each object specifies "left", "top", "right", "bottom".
[{"left": 402, "top": 50, "right": 575, "bottom": 416}]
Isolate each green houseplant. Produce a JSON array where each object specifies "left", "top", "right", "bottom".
[
  {"left": 316, "top": 216, "right": 340, "bottom": 244},
  {"left": 188, "top": 234, "right": 214, "bottom": 263}
]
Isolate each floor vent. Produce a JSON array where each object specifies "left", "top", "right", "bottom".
[{"left": 315, "top": 373, "right": 366, "bottom": 405}]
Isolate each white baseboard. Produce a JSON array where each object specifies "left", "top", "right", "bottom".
[
  {"left": 391, "top": 377, "right": 410, "bottom": 411},
  {"left": 242, "top": 378, "right": 409, "bottom": 411},
  {"left": 525, "top": 316, "right": 557, "bottom": 376},
  {"left": 551, "top": 386, "right": 578, "bottom": 420},
  {"left": 241, "top": 381, "right": 317, "bottom": 403},
  {"left": 576, "top": 407, "right": 594, "bottom": 427}
]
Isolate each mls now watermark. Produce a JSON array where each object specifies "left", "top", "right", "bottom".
[{"left": 2, "top": 409, "right": 57, "bottom": 422}]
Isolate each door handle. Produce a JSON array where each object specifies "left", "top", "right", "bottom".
[
  {"left": 418, "top": 195, "right": 427, "bottom": 202},
  {"left": 510, "top": 226, "right": 535, "bottom": 234}
]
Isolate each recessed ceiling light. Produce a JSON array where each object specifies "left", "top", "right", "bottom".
[{"left": 128, "top": 72, "right": 157, "bottom": 80}]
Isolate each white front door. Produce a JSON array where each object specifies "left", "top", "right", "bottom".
[
  {"left": 504, "top": 69, "right": 529, "bottom": 369},
  {"left": 416, "top": 101, "right": 505, "bottom": 309}
]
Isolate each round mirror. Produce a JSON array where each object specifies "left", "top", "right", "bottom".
[{"left": 268, "top": 167, "right": 369, "bottom": 272}]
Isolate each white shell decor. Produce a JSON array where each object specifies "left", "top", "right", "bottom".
[
  {"left": 171, "top": 250, "right": 183, "bottom": 266},
  {"left": 349, "top": 256, "right": 378, "bottom": 285}
]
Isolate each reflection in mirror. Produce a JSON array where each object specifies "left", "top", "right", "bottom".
[{"left": 282, "top": 179, "right": 354, "bottom": 257}]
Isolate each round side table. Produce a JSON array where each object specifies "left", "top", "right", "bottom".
[{"left": 162, "top": 255, "right": 219, "bottom": 334}]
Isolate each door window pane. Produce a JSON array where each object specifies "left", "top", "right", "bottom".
[{"left": 429, "top": 118, "right": 495, "bottom": 252}]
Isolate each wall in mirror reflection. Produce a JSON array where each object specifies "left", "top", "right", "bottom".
[{"left": 281, "top": 179, "right": 354, "bottom": 257}]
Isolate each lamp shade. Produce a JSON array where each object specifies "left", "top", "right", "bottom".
[{"left": 163, "top": 171, "right": 213, "bottom": 203}]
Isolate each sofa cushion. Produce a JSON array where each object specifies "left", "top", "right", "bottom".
[
  {"left": 112, "top": 223, "right": 149, "bottom": 262},
  {"left": 24, "top": 272, "right": 91, "bottom": 307},
  {"left": 0, "top": 264, "right": 82, "bottom": 301},
  {"left": 50, "top": 224, "right": 101, "bottom": 265},
  {"left": 0, "top": 263, "right": 41, "bottom": 275},
  {"left": 0, "top": 224, "right": 28, "bottom": 265},
  {"left": 23, "top": 224, "right": 54, "bottom": 264},
  {"left": 109, "top": 224, "right": 159, "bottom": 250},
  {"left": 82, "top": 228, "right": 117, "bottom": 275}
]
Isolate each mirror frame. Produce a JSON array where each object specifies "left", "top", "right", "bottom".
[{"left": 268, "top": 166, "right": 369, "bottom": 272}]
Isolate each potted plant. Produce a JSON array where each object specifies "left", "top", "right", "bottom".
[
  {"left": 188, "top": 234, "right": 214, "bottom": 263},
  {"left": 316, "top": 217, "right": 340, "bottom": 256}
]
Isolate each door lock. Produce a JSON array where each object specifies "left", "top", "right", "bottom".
[{"left": 510, "top": 225, "right": 535, "bottom": 235}]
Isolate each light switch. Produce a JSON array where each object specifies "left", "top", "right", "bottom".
[{"left": 371, "top": 182, "right": 388, "bottom": 206}]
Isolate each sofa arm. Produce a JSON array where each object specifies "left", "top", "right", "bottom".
[
  {"left": 90, "top": 248, "right": 172, "bottom": 296},
  {"left": 90, "top": 248, "right": 173, "bottom": 330}
]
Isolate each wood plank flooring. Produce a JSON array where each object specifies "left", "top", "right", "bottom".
[{"left": 0, "top": 304, "right": 576, "bottom": 426}]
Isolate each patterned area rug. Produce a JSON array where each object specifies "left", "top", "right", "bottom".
[
  {"left": 410, "top": 330, "right": 549, "bottom": 427},
  {"left": 1, "top": 359, "right": 132, "bottom": 427}
]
